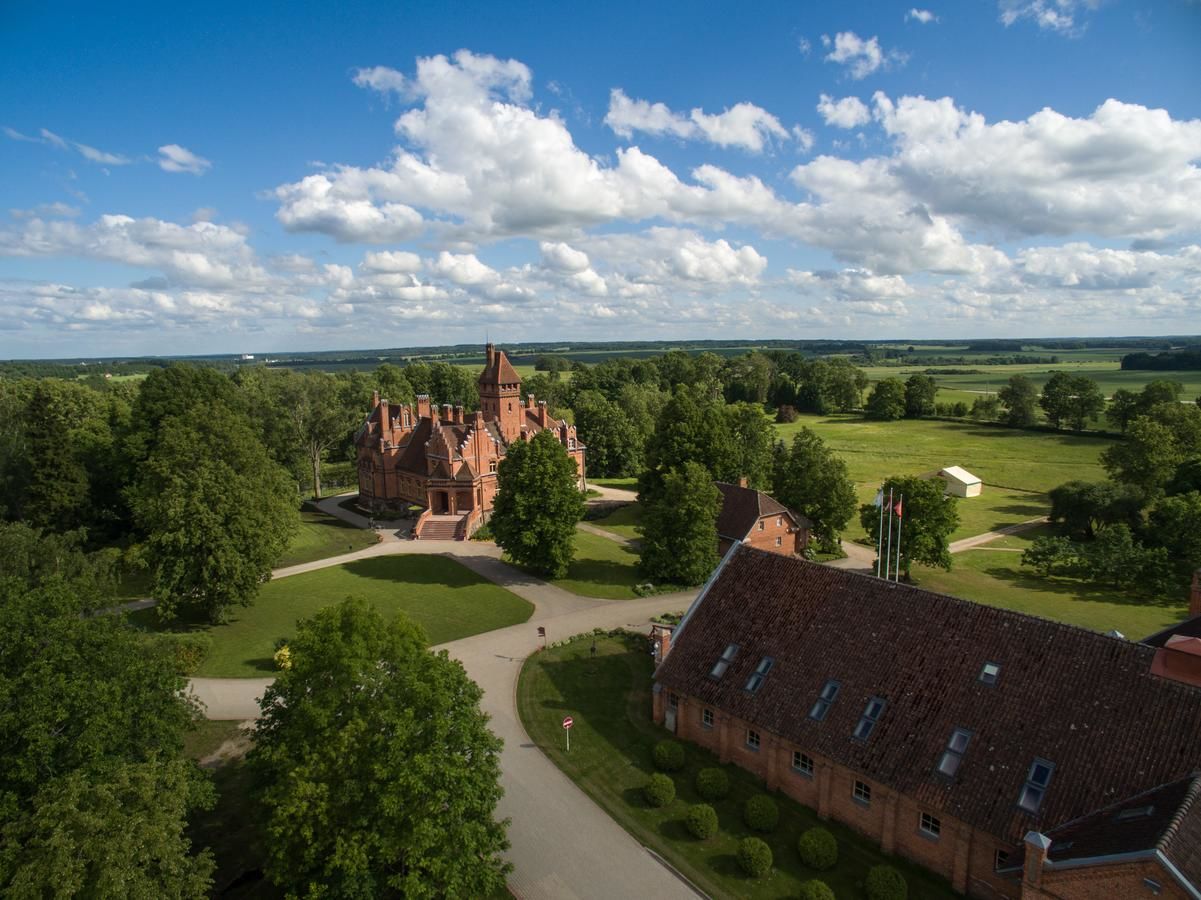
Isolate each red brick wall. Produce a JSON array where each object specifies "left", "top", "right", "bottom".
[
  {"left": 739, "top": 514, "right": 807, "bottom": 556},
  {"left": 1031, "top": 859, "right": 1189, "bottom": 899},
  {"left": 656, "top": 689, "right": 1024, "bottom": 900}
]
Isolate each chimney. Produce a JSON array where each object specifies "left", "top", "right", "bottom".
[
  {"left": 485, "top": 342, "right": 495, "bottom": 368},
  {"left": 527, "top": 393, "right": 536, "bottom": 410},
  {"left": 1151, "top": 635, "right": 1201, "bottom": 688},
  {"left": 738, "top": 476, "right": 749, "bottom": 489},
  {"left": 538, "top": 400, "right": 548, "bottom": 428},
  {"left": 652, "top": 624, "right": 673, "bottom": 663},
  {"left": 454, "top": 405, "right": 464, "bottom": 425},
  {"left": 1191, "top": 569, "right": 1201, "bottom": 618},
  {"left": 378, "top": 399, "right": 390, "bottom": 442},
  {"left": 442, "top": 403, "right": 453, "bottom": 423},
  {"left": 473, "top": 409, "right": 484, "bottom": 427},
  {"left": 1022, "top": 832, "right": 1051, "bottom": 893},
  {"left": 416, "top": 394, "right": 431, "bottom": 420},
  {"left": 371, "top": 390, "right": 380, "bottom": 410}
]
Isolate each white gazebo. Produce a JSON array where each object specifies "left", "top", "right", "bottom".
[{"left": 937, "top": 466, "right": 983, "bottom": 498}]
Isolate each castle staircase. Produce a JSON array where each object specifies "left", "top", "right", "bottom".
[{"left": 414, "top": 514, "right": 468, "bottom": 541}]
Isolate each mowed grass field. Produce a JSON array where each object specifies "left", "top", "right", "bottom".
[
  {"left": 774, "top": 414, "right": 1112, "bottom": 541},
  {"left": 276, "top": 507, "right": 379, "bottom": 568},
  {"left": 548, "top": 530, "right": 641, "bottom": 599},
  {"left": 912, "top": 527, "right": 1188, "bottom": 638},
  {"left": 136, "top": 555, "right": 533, "bottom": 678}
]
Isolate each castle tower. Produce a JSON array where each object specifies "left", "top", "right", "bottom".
[{"left": 478, "top": 343, "right": 523, "bottom": 443}]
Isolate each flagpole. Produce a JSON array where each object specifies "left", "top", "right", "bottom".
[
  {"left": 885, "top": 488, "right": 894, "bottom": 582},
  {"left": 876, "top": 486, "right": 885, "bottom": 578},
  {"left": 895, "top": 494, "right": 904, "bottom": 582}
]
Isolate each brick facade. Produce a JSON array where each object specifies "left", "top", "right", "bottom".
[{"left": 714, "top": 480, "right": 811, "bottom": 558}]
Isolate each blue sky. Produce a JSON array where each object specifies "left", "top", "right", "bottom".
[{"left": 2, "top": 0, "right": 1199, "bottom": 358}]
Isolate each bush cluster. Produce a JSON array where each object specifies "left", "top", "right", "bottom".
[
  {"left": 797, "top": 826, "right": 838, "bottom": 870},
  {"left": 865, "top": 864, "right": 908, "bottom": 900},
  {"left": 652, "top": 739, "right": 686, "bottom": 772},
  {"left": 694, "top": 767, "right": 729, "bottom": 802},
  {"left": 154, "top": 632, "right": 213, "bottom": 675},
  {"left": 737, "top": 836, "right": 773, "bottom": 878},
  {"left": 799, "top": 880, "right": 836, "bottom": 900},
  {"left": 684, "top": 803, "right": 718, "bottom": 839},
  {"left": 643, "top": 773, "right": 676, "bottom": 808},
  {"left": 743, "top": 794, "right": 779, "bottom": 833}
]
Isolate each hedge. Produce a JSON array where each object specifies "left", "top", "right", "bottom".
[
  {"left": 643, "top": 773, "right": 676, "bottom": 808},
  {"left": 684, "top": 803, "right": 718, "bottom": 839},
  {"left": 743, "top": 794, "right": 779, "bottom": 833},
  {"left": 694, "top": 767, "right": 729, "bottom": 802},
  {"left": 653, "top": 739, "right": 686, "bottom": 772},
  {"left": 737, "top": 836, "right": 773, "bottom": 878},
  {"left": 797, "top": 826, "right": 838, "bottom": 871},
  {"left": 799, "top": 880, "right": 836, "bottom": 900},
  {"left": 154, "top": 632, "right": 213, "bottom": 675},
  {"left": 866, "top": 864, "right": 908, "bottom": 900}
]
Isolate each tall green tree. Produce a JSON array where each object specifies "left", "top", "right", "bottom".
[
  {"left": 639, "top": 462, "right": 721, "bottom": 585},
  {"left": 724, "top": 402, "right": 775, "bottom": 489},
  {"left": 1047, "top": 480, "right": 1144, "bottom": 539},
  {"left": 903, "top": 374, "right": 938, "bottom": 418},
  {"left": 274, "top": 371, "right": 360, "bottom": 499},
  {"left": 129, "top": 364, "right": 244, "bottom": 461},
  {"left": 1102, "top": 404, "right": 1201, "bottom": 492},
  {"left": 772, "top": 430, "right": 856, "bottom": 551},
  {"left": 131, "top": 402, "right": 299, "bottom": 622},
  {"left": 1146, "top": 491, "right": 1201, "bottom": 588},
  {"left": 1040, "top": 373, "right": 1104, "bottom": 431},
  {"left": 250, "top": 598, "right": 509, "bottom": 898},
  {"left": 573, "top": 390, "right": 642, "bottom": 477},
  {"left": 864, "top": 378, "right": 906, "bottom": 421},
  {"left": 998, "top": 375, "right": 1039, "bottom": 427},
  {"left": 0, "top": 758, "right": 214, "bottom": 898},
  {"left": 491, "top": 430, "right": 585, "bottom": 578},
  {"left": 21, "top": 382, "right": 95, "bottom": 531},
  {"left": 859, "top": 475, "right": 959, "bottom": 576}
]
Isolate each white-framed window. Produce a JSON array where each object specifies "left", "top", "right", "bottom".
[
  {"left": 746, "top": 729, "right": 761, "bottom": 750},
  {"left": 702, "top": 707, "right": 714, "bottom": 728},
  {"left": 920, "top": 812, "right": 941, "bottom": 838},
  {"left": 758, "top": 520, "right": 765, "bottom": 531},
  {"left": 668, "top": 692, "right": 679, "bottom": 709},
  {"left": 792, "top": 751, "right": 814, "bottom": 776},
  {"left": 776, "top": 516, "right": 783, "bottom": 527},
  {"left": 775, "top": 536, "right": 782, "bottom": 547},
  {"left": 853, "top": 780, "right": 871, "bottom": 804}
]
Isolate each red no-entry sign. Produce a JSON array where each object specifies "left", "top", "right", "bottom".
[
  {"left": 562, "top": 716, "right": 574, "bottom": 729},
  {"left": 563, "top": 715, "right": 574, "bottom": 751}
]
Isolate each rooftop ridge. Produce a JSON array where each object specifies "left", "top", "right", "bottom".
[{"left": 1158, "top": 772, "right": 1201, "bottom": 853}]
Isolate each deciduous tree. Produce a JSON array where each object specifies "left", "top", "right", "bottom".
[
  {"left": 903, "top": 374, "right": 938, "bottom": 418},
  {"left": 772, "top": 430, "right": 856, "bottom": 551},
  {"left": 998, "top": 375, "right": 1039, "bottom": 427},
  {"left": 491, "top": 430, "right": 585, "bottom": 578},
  {"left": 859, "top": 475, "right": 959, "bottom": 576},
  {"left": 249, "top": 598, "right": 509, "bottom": 898},
  {"left": 639, "top": 462, "right": 721, "bottom": 585},
  {"left": 864, "top": 379, "right": 906, "bottom": 421}
]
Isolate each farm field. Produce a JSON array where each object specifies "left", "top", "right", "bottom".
[
  {"left": 911, "top": 528, "right": 1188, "bottom": 638},
  {"left": 134, "top": 555, "right": 533, "bottom": 678},
  {"left": 775, "top": 414, "right": 1111, "bottom": 541},
  {"left": 518, "top": 633, "right": 958, "bottom": 900}
]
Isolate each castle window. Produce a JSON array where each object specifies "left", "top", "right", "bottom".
[
  {"left": 744, "top": 657, "right": 774, "bottom": 693},
  {"left": 702, "top": 707, "right": 714, "bottom": 728},
  {"left": 809, "top": 680, "right": 840, "bottom": 721},
  {"left": 937, "top": 728, "right": 972, "bottom": 778},
  {"left": 919, "top": 812, "right": 941, "bottom": 838},
  {"left": 853, "top": 697, "right": 886, "bottom": 741},
  {"left": 853, "top": 780, "right": 871, "bottom": 804},
  {"left": 709, "top": 643, "right": 739, "bottom": 679},
  {"left": 746, "top": 729, "right": 760, "bottom": 751},
  {"left": 775, "top": 536, "right": 782, "bottom": 547},
  {"left": 489, "top": 461, "right": 497, "bottom": 473},
  {"left": 1018, "top": 758, "right": 1055, "bottom": 813},
  {"left": 792, "top": 751, "right": 814, "bottom": 776}
]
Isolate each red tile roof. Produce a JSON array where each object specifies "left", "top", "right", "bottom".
[
  {"left": 655, "top": 545, "right": 1201, "bottom": 846},
  {"left": 714, "top": 481, "right": 807, "bottom": 540},
  {"left": 478, "top": 346, "right": 521, "bottom": 386}
]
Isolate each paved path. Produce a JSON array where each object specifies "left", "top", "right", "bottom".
[
  {"left": 587, "top": 484, "right": 638, "bottom": 503},
  {"left": 948, "top": 516, "right": 1048, "bottom": 554},
  {"left": 576, "top": 520, "right": 638, "bottom": 547}
]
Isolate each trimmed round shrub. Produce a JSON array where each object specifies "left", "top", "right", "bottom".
[
  {"left": 799, "top": 880, "right": 836, "bottom": 900},
  {"left": 737, "top": 836, "right": 773, "bottom": 878},
  {"left": 865, "top": 864, "right": 908, "bottom": 900},
  {"left": 684, "top": 803, "right": 718, "bottom": 839},
  {"left": 643, "top": 773, "right": 676, "bottom": 808},
  {"left": 653, "top": 739, "right": 686, "bottom": 772},
  {"left": 694, "top": 767, "right": 729, "bottom": 802},
  {"left": 743, "top": 794, "right": 779, "bottom": 833},
  {"left": 797, "top": 826, "right": 838, "bottom": 871}
]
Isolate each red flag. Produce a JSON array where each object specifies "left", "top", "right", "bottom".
[{"left": 894, "top": 498, "right": 903, "bottom": 518}]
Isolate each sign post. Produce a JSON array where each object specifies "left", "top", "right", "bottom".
[{"left": 562, "top": 715, "right": 574, "bottom": 752}]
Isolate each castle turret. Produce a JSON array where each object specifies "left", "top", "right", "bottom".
[{"left": 478, "top": 342, "right": 523, "bottom": 443}]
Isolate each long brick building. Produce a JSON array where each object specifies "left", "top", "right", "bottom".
[
  {"left": 653, "top": 547, "right": 1201, "bottom": 898},
  {"left": 355, "top": 344, "right": 585, "bottom": 539}
]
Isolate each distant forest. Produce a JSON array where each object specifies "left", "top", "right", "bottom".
[{"left": 1121, "top": 347, "right": 1201, "bottom": 371}]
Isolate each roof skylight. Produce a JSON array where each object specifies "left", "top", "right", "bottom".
[
  {"left": 744, "top": 657, "right": 775, "bottom": 693},
  {"left": 709, "top": 643, "right": 739, "bottom": 679},
  {"left": 808, "top": 680, "right": 841, "bottom": 721},
  {"left": 852, "top": 697, "right": 887, "bottom": 740}
]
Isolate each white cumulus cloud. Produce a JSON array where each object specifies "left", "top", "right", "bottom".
[
  {"left": 605, "top": 88, "right": 791, "bottom": 152},
  {"left": 817, "top": 94, "right": 871, "bottom": 128},
  {"left": 157, "top": 144, "right": 212, "bottom": 175}
]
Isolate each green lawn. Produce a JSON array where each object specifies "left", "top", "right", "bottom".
[
  {"left": 275, "top": 508, "right": 378, "bottom": 568},
  {"left": 588, "top": 502, "right": 643, "bottom": 540},
  {"left": 591, "top": 476, "right": 639, "bottom": 491},
  {"left": 547, "top": 530, "right": 641, "bottom": 599},
  {"left": 136, "top": 555, "right": 533, "bottom": 677},
  {"left": 518, "top": 633, "right": 958, "bottom": 900},
  {"left": 911, "top": 527, "right": 1188, "bottom": 639},
  {"left": 776, "top": 414, "right": 1110, "bottom": 541}
]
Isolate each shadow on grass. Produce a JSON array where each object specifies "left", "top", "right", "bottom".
[
  {"left": 979, "top": 564, "right": 1182, "bottom": 611},
  {"left": 339, "top": 555, "right": 483, "bottom": 587}
]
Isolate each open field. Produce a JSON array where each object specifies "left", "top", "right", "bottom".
[
  {"left": 911, "top": 527, "right": 1188, "bottom": 638},
  {"left": 275, "top": 507, "right": 379, "bottom": 568},
  {"left": 518, "top": 633, "right": 958, "bottom": 900},
  {"left": 775, "top": 414, "right": 1109, "bottom": 541},
  {"left": 548, "top": 530, "right": 641, "bottom": 599},
  {"left": 134, "top": 555, "right": 533, "bottom": 677},
  {"left": 588, "top": 502, "right": 642, "bottom": 540},
  {"left": 591, "top": 476, "right": 639, "bottom": 491}
]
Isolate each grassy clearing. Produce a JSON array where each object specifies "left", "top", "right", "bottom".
[
  {"left": 588, "top": 502, "right": 642, "bottom": 540},
  {"left": 776, "top": 414, "right": 1110, "bottom": 541},
  {"left": 183, "top": 719, "right": 246, "bottom": 761},
  {"left": 518, "top": 634, "right": 957, "bottom": 900},
  {"left": 276, "top": 508, "right": 378, "bottom": 568},
  {"left": 591, "top": 476, "right": 639, "bottom": 491},
  {"left": 134, "top": 555, "right": 533, "bottom": 677},
  {"left": 546, "top": 530, "right": 641, "bottom": 599},
  {"left": 912, "top": 527, "right": 1188, "bottom": 638}
]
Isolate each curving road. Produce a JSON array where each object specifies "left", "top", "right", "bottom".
[{"left": 191, "top": 494, "right": 701, "bottom": 899}]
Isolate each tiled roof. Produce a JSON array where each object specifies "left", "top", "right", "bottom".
[
  {"left": 1142, "top": 614, "right": 1201, "bottom": 648},
  {"left": 655, "top": 546, "right": 1201, "bottom": 846},
  {"left": 479, "top": 347, "right": 521, "bottom": 385},
  {"left": 1005, "top": 773, "right": 1201, "bottom": 887},
  {"left": 713, "top": 481, "right": 799, "bottom": 540}
]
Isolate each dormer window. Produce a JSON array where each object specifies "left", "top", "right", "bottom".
[
  {"left": 980, "top": 662, "right": 1001, "bottom": 685},
  {"left": 744, "top": 657, "right": 774, "bottom": 693},
  {"left": 710, "top": 643, "right": 739, "bottom": 679},
  {"left": 1018, "top": 758, "right": 1055, "bottom": 813},
  {"left": 937, "top": 728, "right": 972, "bottom": 778},
  {"left": 809, "top": 680, "right": 840, "bottom": 721},
  {"left": 853, "top": 697, "right": 886, "bottom": 740}
]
